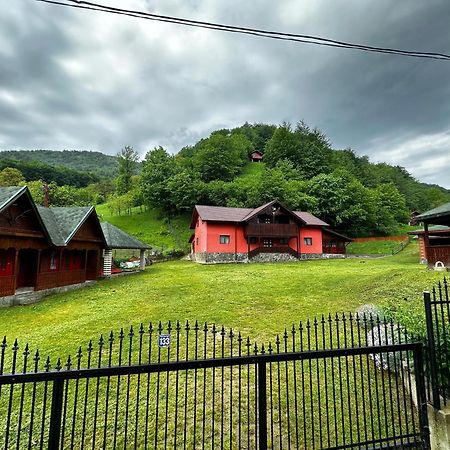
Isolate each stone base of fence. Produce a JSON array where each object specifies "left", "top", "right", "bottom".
[
  {"left": 427, "top": 405, "right": 450, "bottom": 450},
  {"left": 401, "top": 361, "right": 450, "bottom": 450}
]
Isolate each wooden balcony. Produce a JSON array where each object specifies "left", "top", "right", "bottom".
[{"left": 245, "top": 223, "right": 298, "bottom": 238}]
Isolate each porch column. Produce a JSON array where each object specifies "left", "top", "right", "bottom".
[
  {"left": 139, "top": 249, "right": 146, "bottom": 271},
  {"left": 103, "top": 249, "right": 113, "bottom": 277}
]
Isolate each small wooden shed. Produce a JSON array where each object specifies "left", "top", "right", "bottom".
[
  {"left": 250, "top": 150, "right": 264, "bottom": 162},
  {"left": 410, "top": 202, "right": 450, "bottom": 268},
  {"left": 100, "top": 222, "right": 150, "bottom": 276}
]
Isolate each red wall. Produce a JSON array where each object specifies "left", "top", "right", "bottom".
[
  {"left": 204, "top": 223, "right": 248, "bottom": 253},
  {"left": 192, "top": 220, "right": 325, "bottom": 255},
  {"left": 299, "top": 227, "right": 323, "bottom": 254}
]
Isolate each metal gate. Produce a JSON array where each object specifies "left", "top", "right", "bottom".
[{"left": 0, "top": 315, "right": 429, "bottom": 449}]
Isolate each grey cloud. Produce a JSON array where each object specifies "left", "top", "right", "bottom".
[{"left": 0, "top": 0, "right": 449, "bottom": 188}]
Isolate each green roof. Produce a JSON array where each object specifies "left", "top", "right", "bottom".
[
  {"left": 101, "top": 222, "right": 150, "bottom": 250},
  {"left": 37, "top": 206, "right": 95, "bottom": 246},
  {"left": 0, "top": 186, "right": 149, "bottom": 249},
  {"left": 409, "top": 225, "right": 450, "bottom": 235},
  {"left": 416, "top": 202, "right": 450, "bottom": 221},
  {"left": 0, "top": 186, "right": 27, "bottom": 212}
]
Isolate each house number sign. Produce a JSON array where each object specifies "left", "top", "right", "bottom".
[{"left": 158, "top": 334, "right": 171, "bottom": 348}]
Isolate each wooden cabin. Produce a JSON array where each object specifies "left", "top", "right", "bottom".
[
  {"left": 0, "top": 186, "right": 106, "bottom": 299},
  {"left": 408, "top": 202, "right": 450, "bottom": 268},
  {"left": 189, "top": 200, "right": 351, "bottom": 263},
  {"left": 250, "top": 150, "right": 264, "bottom": 162}
]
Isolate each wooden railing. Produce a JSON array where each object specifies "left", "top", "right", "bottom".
[
  {"left": 0, "top": 276, "right": 15, "bottom": 297},
  {"left": 246, "top": 223, "right": 298, "bottom": 238},
  {"left": 36, "top": 270, "right": 86, "bottom": 291}
]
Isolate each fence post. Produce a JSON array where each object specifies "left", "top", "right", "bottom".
[
  {"left": 48, "top": 379, "right": 64, "bottom": 450},
  {"left": 258, "top": 362, "right": 268, "bottom": 450},
  {"left": 413, "top": 344, "right": 431, "bottom": 448},
  {"left": 424, "top": 290, "right": 441, "bottom": 409}
]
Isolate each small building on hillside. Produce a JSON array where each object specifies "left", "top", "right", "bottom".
[
  {"left": 408, "top": 201, "right": 450, "bottom": 268},
  {"left": 250, "top": 150, "right": 264, "bottom": 162},
  {"left": 0, "top": 186, "right": 150, "bottom": 306},
  {"left": 189, "top": 200, "right": 351, "bottom": 263}
]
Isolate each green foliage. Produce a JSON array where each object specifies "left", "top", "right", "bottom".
[
  {"left": 140, "top": 147, "right": 177, "bottom": 211},
  {"left": 0, "top": 158, "right": 99, "bottom": 187},
  {"left": 191, "top": 133, "right": 251, "bottom": 182},
  {"left": 264, "top": 121, "right": 332, "bottom": 178},
  {"left": 0, "top": 167, "right": 25, "bottom": 186},
  {"left": 0, "top": 150, "right": 119, "bottom": 178},
  {"left": 116, "top": 146, "right": 139, "bottom": 194}
]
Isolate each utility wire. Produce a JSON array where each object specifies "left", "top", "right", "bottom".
[{"left": 35, "top": 0, "right": 450, "bottom": 61}]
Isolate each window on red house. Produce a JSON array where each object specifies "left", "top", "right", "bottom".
[
  {"left": 304, "top": 237, "right": 313, "bottom": 246},
  {"left": 263, "top": 239, "right": 273, "bottom": 247},
  {"left": 220, "top": 235, "right": 230, "bottom": 244}
]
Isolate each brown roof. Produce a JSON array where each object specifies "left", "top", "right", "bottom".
[
  {"left": 194, "top": 205, "right": 253, "bottom": 223},
  {"left": 293, "top": 211, "right": 329, "bottom": 227},
  {"left": 191, "top": 203, "right": 328, "bottom": 228}
]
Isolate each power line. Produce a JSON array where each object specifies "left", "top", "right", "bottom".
[{"left": 35, "top": 0, "right": 450, "bottom": 61}]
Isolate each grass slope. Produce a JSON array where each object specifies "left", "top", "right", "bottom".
[
  {"left": 0, "top": 243, "right": 441, "bottom": 362},
  {"left": 95, "top": 204, "right": 191, "bottom": 252}
]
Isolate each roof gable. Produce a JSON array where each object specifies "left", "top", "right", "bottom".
[
  {"left": 38, "top": 206, "right": 106, "bottom": 246},
  {"left": 0, "top": 186, "right": 51, "bottom": 241}
]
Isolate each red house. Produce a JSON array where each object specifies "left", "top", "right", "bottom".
[{"left": 189, "top": 200, "right": 351, "bottom": 263}]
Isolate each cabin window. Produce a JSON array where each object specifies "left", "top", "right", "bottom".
[
  {"left": 279, "top": 238, "right": 289, "bottom": 245},
  {"left": 248, "top": 237, "right": 257, "bottom": 244},
  {"left": 196, "top": 238, "right": 199, "bottom": 245},
  {"left": 49, "top": 251, "right": 58, "bottom": 271},
  {"left": 304, "top": 237, "right": 313, "bottom": 246},
  {"left": 263, "top": 239, "right": 273, "bottom": 247},
  {"left": 220, "top": 235, "right": 230, "bottom": 244}
]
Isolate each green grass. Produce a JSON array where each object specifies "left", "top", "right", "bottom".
[
  {"left": 95, "top": 204, "right": 191, "bottom": 252},
  {"left": 0, "top": 243, "right": 441, "bottom": 448},
  {"left": 238, "top": 161, "right": 266, "bottom": 178},
  {"left": 346, "top": 240, "right": 407, "bottom": 255},
  {"left": 0, "top": 242, "right": 441, "bottom": 359}
]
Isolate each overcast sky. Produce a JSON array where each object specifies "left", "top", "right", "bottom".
[{"left": 1, "top": 0, "right": 450, "bottom": 188}]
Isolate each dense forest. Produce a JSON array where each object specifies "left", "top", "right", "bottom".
[
  {"left": 1, "top": 122, "right": 449, "bottom": 236},
  {"left": 0, "top": 150, "right": 119, "bottom": 178}
]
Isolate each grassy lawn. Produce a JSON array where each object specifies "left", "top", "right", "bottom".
[
  {"left": 346, "top": 239, "right": 408, "bottom": 255},
  {"left": 95, "top": 203, "right": 191, "bottom": 252},
  {"left": 0, "top": 243, "right": 441, "bottom": 360},
  {"left": 0, "top": 243, "right": 441, "bottom": 448}
]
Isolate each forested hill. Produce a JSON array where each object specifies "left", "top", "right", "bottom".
[
  {"left": 139, "top": 122, "right": 450, "bottom": 236},
  {"left": 0, "top": 150, "right": 118, "bottom": 178}
]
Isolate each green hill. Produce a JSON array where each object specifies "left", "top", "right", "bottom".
[
  {"left": 95, "top": 203, "right": 191, "bottom": 253},
  {"left": 0, "top": 150, "right": 119, "bottom": 178}
]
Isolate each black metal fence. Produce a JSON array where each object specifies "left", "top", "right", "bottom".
[
  {"left": 0, "top": 315, "right": 429, "bottom": 449},
  {"left": 424, "top": 277, "right": 450, "bottom": 409}
]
